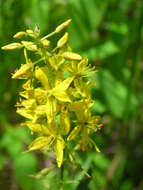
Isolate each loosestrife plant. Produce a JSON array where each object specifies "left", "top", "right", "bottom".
[{"left": 2, "top": 19, "right": 102, "bottom": 168}]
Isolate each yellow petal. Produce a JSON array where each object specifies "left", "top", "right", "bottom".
[
  {"left": 20, "top": 89, "right": 34, "bottom": 99},
  {"left": 63, "top": 52, "right": 82, "bottom": 61},
  {"left": 16, "top": 108, "right": 33, "bottom": 120},
  {"left": 1, "top": 43, "right": 23, "bottom": 50},
  {"left": 60, "top": 111, "right": 70, "bottom": 135},
  {"left": 69, "top": 100, "right": 89, "bottom": 121},
  {"left": 53, "top": 90, "right": 71, "bottom": 102},
  {"left": 54, "top": 136, "right": 65, "bottom": 168},
  {"left": 12, "top": 63, "right": 32, "bottom": 79},
  {"left": 35, "top": 67, "right": 50, "bottom": 90},
  {"left": 54, "top": 77, "right": 73, "bottom": 92},
  {"left": 55, "top": 66, "right": 65, "bottom": 85},
  {"left": 48, "top": 120, "right": 57, "bottom": 137},
  {"left": 21, "top": 99, "right": 37, "bottom": 110},
  {"left": 28, "top": 136, "right": 53, "bottom": 151},
  {"left": 35, "top": 105, "right": 46, "bottom": 116},
  {"left": 46, "top": 97, "right": 57, "bottom": 123},
  {"left": 19, "top": 91, "right": 28, "bottom": 99},
  {"left": 48, "top": 56, "right": 57, "bottom": 70},
  {"left": 71, "top": 61, "right": 77, "bottom": 73},
  {"left": 67, "top": 125, "right": 81, "bottom": 141},
  {"left": 52, "top": 77, "right": 73, "bottom": 102},
  {"left": 23, "top": 80, "right": 32, "bottom": 90},
  {"left": 25, "top": 122, "right": 50, "bottom": 135}
]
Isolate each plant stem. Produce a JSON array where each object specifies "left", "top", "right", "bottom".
[
  {"left": 59, "top": 163, "right": 64, "bottom": 190},
  {"left": 41, "top": 31, "right": 56, "bottom": 41},
  {"left": 121, "top": 2, "right": 143, "bottom": 138}
]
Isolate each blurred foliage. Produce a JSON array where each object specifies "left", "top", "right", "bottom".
[{"left": 0, "top": 0, "right": 143, "bottom": 190}]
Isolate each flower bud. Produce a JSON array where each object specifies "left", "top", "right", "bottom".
[
  {"left": 21, "top": 41, "right": 37, "bottom": 51},
  {"left": 13, "top": 31, "right": 26, "bottom": 39},
  {"left": 41, "top": 39, "right": 50, "bottom": 48},
  {"left": 55, "top": 19, "right": 71, "bottom": 33},
  {"left": 57, "top": 32, "right": 68, "bottom": 48},
  {"left": 63, "top": 52, "right": 82, "bottom": 61},
  {"left": 1, "top": 43, "right": 23, "bottom": 50}
]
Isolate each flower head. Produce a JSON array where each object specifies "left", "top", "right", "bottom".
[{"left": 2, "top": 20, "right": 102, "bottom": 168}]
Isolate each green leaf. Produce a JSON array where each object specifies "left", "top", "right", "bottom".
[
  {"left": 92, "top": 153, "right": 110, "bottom": 171},
  {"left": 14, "top": 153, "right": 44, "bottom": 190},
  {"left": 83, "top": 41, "right": 119, "bottom": 61},
  {"left": 98, "top": 69, "right": 137, "bottom": 118},
  {"left": 92, "top": 100, "right": 106, "bottom": 114},
  {"left": 108, "top": 22, "right": 128, "bottom": 35}
]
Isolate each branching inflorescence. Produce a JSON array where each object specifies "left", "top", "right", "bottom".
[{"left": 2, "top": 19, "right": 102, "bottom": 168}]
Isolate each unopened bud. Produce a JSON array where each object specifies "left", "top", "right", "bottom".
[
  {"left": 57, "top": 32, "right": 68, "bottom": 48},
  {"left": 1, "top": 43, "right": 23, "bottom": 50},
  {"left": 55, "top": 19, "right": 72, "bottom": 33},
  {"left": 21, "top": 41, "right": 37, "bottom": 51},
  {"left": 13, "top": 32, "right": 26, "bottom": 39},
  {"left": 63, "top": 52, "right": 82, "bottom": 61},
  {"left": 26, "top": 29, "right": 36, "bottom": 38},
  {"left": 41, "top": 39, "right": 50, "bottom": 48}
]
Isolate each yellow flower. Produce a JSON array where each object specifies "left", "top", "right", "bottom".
[
  {"left": 2, "top": 19, "right": 102, "bottom": 168},
  {"left": 67, "top": 58, "right": 96, "bottom": 79}
]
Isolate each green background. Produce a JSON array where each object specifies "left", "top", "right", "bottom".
[{"left": 0, "top": 0, "right": 143, "bottom": 189}]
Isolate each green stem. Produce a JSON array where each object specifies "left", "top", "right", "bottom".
[
  {"left": 121, "top": 3, "right": 143, "bottom": 138},
  {"left": 41, "top": 31, "right": 56, "bottom": 41},
  {"left": 59, "top": 163, "right": 64, "bottom": 190}
]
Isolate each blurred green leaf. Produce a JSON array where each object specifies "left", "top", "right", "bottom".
[
  {"left": 0, "top": 129, "right": 22, "bottom": 158},
  {"left": 92, "top": 100, "right": 106, "bottom": 114},
  {"left": 13, "top": 153, "right": 43, "bottom": 190},
  {"left": 92, "top": 153, "right": 110, "bottom": 171},
  {"left": 90, "top": 169, "right": 107, "bottom": 189},
  {"left": 98, "top": 69, "right": 137, "bottom": 118},
  {"left": 108, "top": 22, "right": 128, "bottom": 35},
  {"left": 83, "top": 41, "right": 119, "bottom": 61}
]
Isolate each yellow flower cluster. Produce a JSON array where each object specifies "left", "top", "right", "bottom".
[{"left": 2, "top": 20, "right": 102, "bottom": 168}]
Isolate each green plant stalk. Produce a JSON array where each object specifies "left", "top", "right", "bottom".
[
  {"left": 41, "top": 31, "right": 56, "bottom": 41},
  {"left": 121, "top": 2, "right": 143, "bottom": 139},
  {"left": 59, "top": 163, "right": 64, "bottom": 190}
]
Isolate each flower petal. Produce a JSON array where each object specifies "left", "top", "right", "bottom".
[
  {"left": 54, "top": 136, "right": 65, "bottom": 168},
  {"left": 46, "top": 97, "right": 57, "bottom": 123},
  {"left": 35, "top": 67, "right": 50, "bottom": 90},
  {"left": 28, "top": 136, "right": 53, "bottom": 151},
  {"left": 67, "top": 125, "right": 81, "bottom": 141}
]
